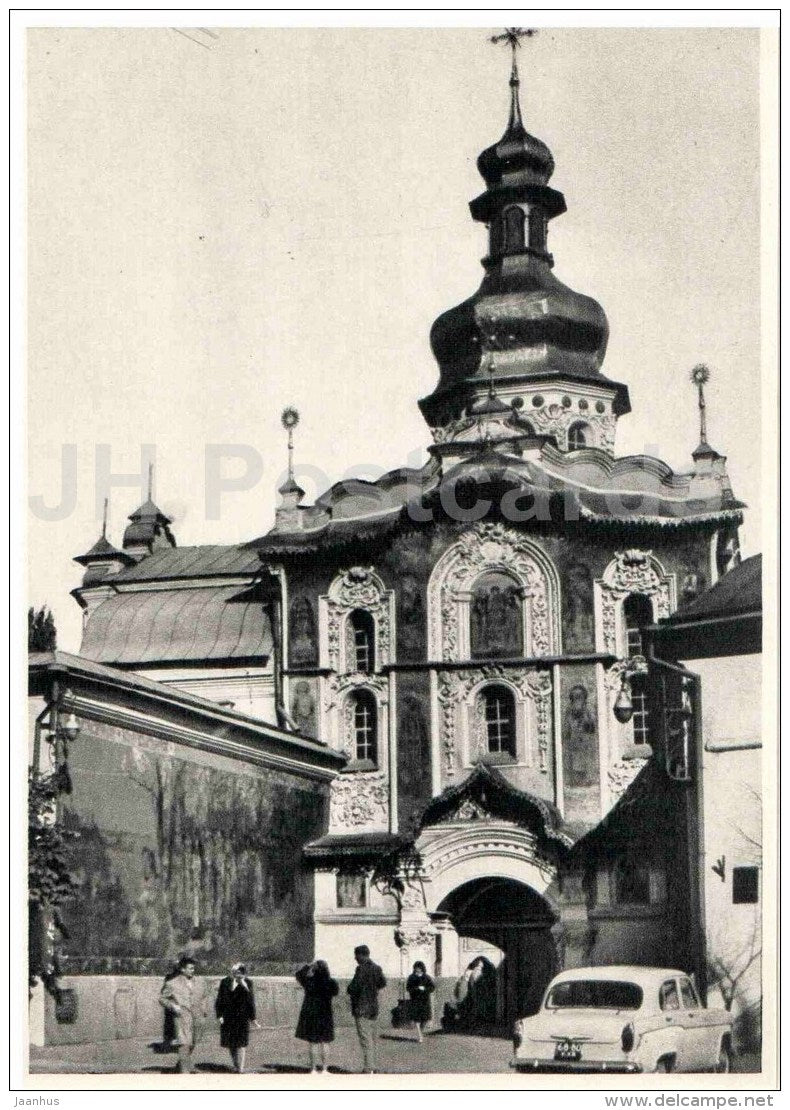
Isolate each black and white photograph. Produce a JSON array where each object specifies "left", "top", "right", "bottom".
[{"left": 15, "top": 14, "right": 777, "bottom": 1093}]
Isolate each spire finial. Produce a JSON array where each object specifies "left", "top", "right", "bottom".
[
  {"left": 690, "top": 363, "right": 712, "bottom": 445},
  {"left": 281, "top": 407, "right": 300, "bottom": 484},
  {"left": 490, "top": 27, "right": 536, "bottom": 131},
  {"left": 101, "top": 497, "right": 109, "bottom": 540},
  {"left": 147, "top": 462, "right": 154, "bottom": 502}
]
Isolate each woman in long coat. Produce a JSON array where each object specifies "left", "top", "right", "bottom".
[
  {"left": 215, "top": 963, "right": 257, "bottom": 1073},
  {"left": 406, "top": 960, "right": 435, "bottom": 1042},
  {"left": 295, "top": 960, "right": 338, "bottom": 1073}
]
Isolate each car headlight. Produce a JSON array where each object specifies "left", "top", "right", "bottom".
[{"left": 621, "top": 1022, "right": 636, "bottom": 1053}]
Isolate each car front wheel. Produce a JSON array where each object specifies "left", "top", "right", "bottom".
[
  {"left": 715, "top": 1043, "right": 732, "bottom": 1073},
  {"left": 654, "top": 1057, "right": 675, "bottom": 1074}
]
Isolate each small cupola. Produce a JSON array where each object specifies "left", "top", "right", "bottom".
[{"left": 74, "top": 499, "right": 135, "bottom": 585}]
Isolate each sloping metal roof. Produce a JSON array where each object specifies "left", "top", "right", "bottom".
[
  {"left": 665, "top": 554, "right": 762, "bottom": 622},
  {"left": 111, "top": 545, "right": 262, "bottom": 583},
  {"left": 80, "top": 583, "right": 273, "bottom": 665}
]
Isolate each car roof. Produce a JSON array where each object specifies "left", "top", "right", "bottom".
[{"left": 550, "top": 966, "right": 688, "bottom": 986}]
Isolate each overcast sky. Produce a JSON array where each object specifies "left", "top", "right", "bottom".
[{"left": 27, "top": 26, "right": 764, "bottom": 651}]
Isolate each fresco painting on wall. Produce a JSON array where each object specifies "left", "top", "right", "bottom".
[
  {"left": 290, "top": 678, "right": 317, "bottom": 738},
  {"left": 563, "top": 683, "right": 597, "bottom": 788},
  {"left": 289, "top": 596, "right": 317, "bottom": 666}
]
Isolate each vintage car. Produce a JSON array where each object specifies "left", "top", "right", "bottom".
[{"left": 511, "top": 966, "right": 733, "bottom": 1074}]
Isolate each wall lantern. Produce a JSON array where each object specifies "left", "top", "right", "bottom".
[{"left": 613, "top": 676, "right": 634, "bottom": 724}]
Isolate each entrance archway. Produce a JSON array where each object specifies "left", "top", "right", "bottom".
[{"left": 438, "top": 877, "right": 557, "bottom": 1028}]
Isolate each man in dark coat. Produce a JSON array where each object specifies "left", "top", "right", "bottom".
[{"left": 347, "top": 945, "right": 386, "bottom": 1073}]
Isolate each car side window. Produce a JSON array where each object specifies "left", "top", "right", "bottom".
[
  {"left": 659, "top": 980, "right": 680, "bottom": 1011},
  {"left": 679, "top": 978, "right": 700, "bottom": 1010}
]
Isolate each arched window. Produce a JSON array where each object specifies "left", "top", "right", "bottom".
[
  {"left": 482, "top": 685, "right": 516, "bottom": 758},
  {"left": 471, "top": 571, "right": 523, "bottom": 658},
  {"left": 504, "top": 206, "right": 526, "bottom": 252},
  {"left": 349, "top": 609, "right": 375, "bottom": 673},
  {"left": 568, "top": 422, "right": 592, "bottom": 450},
  {"left": 351, "top": 689, "right": 378, "bottom": 764}
]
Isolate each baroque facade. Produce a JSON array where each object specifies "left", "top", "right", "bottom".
[{"left": 65, "top": 52, "right": 746, "bottom": 1024}]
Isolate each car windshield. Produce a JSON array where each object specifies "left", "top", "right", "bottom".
[{"left": 545, "top": 980, "right": 643, "bottom": 1010}]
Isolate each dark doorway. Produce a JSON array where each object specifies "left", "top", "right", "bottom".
[{"left": 437, "top": 878, "right": 557, "bottom": 1029}]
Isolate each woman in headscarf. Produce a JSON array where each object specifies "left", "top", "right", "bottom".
[
  {"left": 214, "top": 962, "right": 257, "bottom": 1073},
  {"left": 295, "top": 960, "right": 339, "bottom": 1073}
]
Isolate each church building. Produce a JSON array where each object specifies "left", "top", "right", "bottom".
[{"left": 64, "top": 42, "right": 745, "bottom": 1026}]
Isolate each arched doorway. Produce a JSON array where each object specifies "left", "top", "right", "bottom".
[{"left": 437, "top": 877, "right": 557, "bottom": 1028}]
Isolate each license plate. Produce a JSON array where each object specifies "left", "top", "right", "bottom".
[{"left": 554, "top": 1039, "right": 582, "bottom": 1062}]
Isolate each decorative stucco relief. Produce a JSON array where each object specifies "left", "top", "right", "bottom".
[
  {"left": 329, "top": 772, "right": 388, "bottom": 830},
  {"left": 597, "top": 550, "right": 675, "bottom": 657},
  {"left": 437, "top": 665, "right": 552, "bottom": 776}
]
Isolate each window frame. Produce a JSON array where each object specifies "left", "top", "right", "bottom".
[
  {"left": 659, "top": 980, "right": 680, "bottom": 1012},
  {"left": 348, "top": 609, "right": 376, "bottom": 674},
  {"left": 349, "top": 688, "right": 378, "bottom": 768},
  {"left": 481, "top": 684, "right": 517, "bottom": 760}
]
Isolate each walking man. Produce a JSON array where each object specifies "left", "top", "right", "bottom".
[
  {"left": 159, "top": 956, "right": 208, "bottom": 1074},
  {"left": 347, "top": 944, "right": 386, "bottom": 1074}
]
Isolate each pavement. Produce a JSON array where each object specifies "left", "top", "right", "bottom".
[{"left": 30, "top": 1027, "right": 760, "bottom": 1077}]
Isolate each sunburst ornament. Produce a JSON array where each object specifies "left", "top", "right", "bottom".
[
  {"left": 690, "top": 365, "right": 712, "bottom": 445},
  {"left": 281, "top": 407, "right": 300, "bottom": 431}
]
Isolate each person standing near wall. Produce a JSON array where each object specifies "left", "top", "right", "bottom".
[
  {"left": 347, "top": 945, "right": 386, "bottom": 1074},
  {"left": 406, "top": 960, "right": 435, "bottom": 1043},
  {"left": 294, "top": 960, "right": 339, "bottom": 1073},
  {"left": 159, "top": 956, "right": 208, "bottom": 1074},
  {"left": 215, "top": 962, "right": 258, "bottom": 1074}
]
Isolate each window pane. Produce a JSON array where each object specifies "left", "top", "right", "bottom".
[
  {"left": 483, "top": 685, "right": 516, "bottom": 757},
  {"left": 659, "top": 981, "right": 680, "bottom": 1011},
  {"left": 679, "top": 979, "right": 699, "bottom": 1009},
  {"left": 353, "top": 692, "right": 377, "bottom": 763},
  {"left": 546, "top": 981, "right": 642, "bottom": 1010}
]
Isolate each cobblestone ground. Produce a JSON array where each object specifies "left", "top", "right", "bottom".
[{"left": 30, "top": 1027, "right": 759, "bottom": 1077}]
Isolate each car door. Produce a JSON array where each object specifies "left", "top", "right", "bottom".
[
  {"left": 658, "top": 978, "right": 683, "bottom": 1066},
  {"left": 679, "top": 976, "right": 722, "bottom": 1069}
]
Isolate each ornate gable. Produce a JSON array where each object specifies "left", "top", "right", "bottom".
[{"left": 418, "top": 763, "right": 572, "bottom": 848}]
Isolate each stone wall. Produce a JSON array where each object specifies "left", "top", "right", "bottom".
[
  {"left": 58, "top": 721, "right": 328, "bottom": 974},
  {"left": 44, "top": 974, "right": 460, "bottom": 1046}
]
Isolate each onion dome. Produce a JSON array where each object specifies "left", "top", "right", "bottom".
[{"left": 419, "top": 53, "right": 629, "bottom": 431}]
